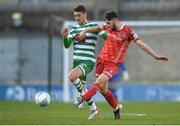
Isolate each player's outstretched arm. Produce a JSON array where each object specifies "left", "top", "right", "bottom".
[
  {"left": 80, "top": 26, "right": 101, "bottom": 35},
  {"left": 77, "top": 26, "right": 107, "bottom": 41},
  {"left": 60, "top": 27, "right": 73, "bottom": 48},
  {"left": 61, "top": 27, "right": 69, "bottom": 38},
  {"left": 75, "top": 26, "right": 102, "bottom": 41},
  {"left": 135, "top": 39, "right": 168, "bottom": 61}
]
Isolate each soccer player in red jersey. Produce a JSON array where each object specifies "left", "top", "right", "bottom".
[{"left": 76, "top": 10, "right": 168, "bottom": 119}]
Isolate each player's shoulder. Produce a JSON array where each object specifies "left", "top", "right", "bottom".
[
  {"left": 122, "top": 24, "right": 131, "bottom": 29},
  {"left": 122, "top": 24, "right": 133, "bottom": 33},
  {"left": 85, "top": 21, "right": 98, "bottom": 27},
  {"left": 87, "top": 21, "right": 97, "bottom": 25},
  {"left": 71, "top": 24, "right": 79, "bottom": 30}
]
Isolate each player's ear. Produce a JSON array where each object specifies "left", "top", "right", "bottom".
[{"left": 83, "top": 12, "right": 87, "bottom": 18}]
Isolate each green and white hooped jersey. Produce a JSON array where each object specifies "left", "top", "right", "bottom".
[{"left": 68, "top": 21, "right": 99, "bottom": 63}]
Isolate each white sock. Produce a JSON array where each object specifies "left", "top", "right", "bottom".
[
  {"left": 73, "top": 78, "right": 84, "bottom": 93},
  {"left": 87, "top": 99, "right": 97, "bottom": 110}
]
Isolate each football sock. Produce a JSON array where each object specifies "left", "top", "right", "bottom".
[
  {"left": 87, "top": 99, "right": 97, "bottom": 110},
  {"left": 110, "top": 88, "right": 118, "bottom": 101},
  {"left": 73, "top": 79, "right": 97, "bottom": 110},
  {"left": 72, "top": 78, "right": 84, "bottom": 93},
  {"left": 103, "top": 90, "right": 118, "bottom": 109},
  {"left": 83, "top": 83, "right": 100, "bottom": 101},
  {"left": 82, "top": 84, "right": 97, "bottom": 110}
]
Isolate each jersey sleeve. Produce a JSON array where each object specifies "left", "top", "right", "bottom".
[
  {"left": 63, "top": 28, "right": 74, "bottom": 48},
  {"left": 128, "top": 27, "right": 140, "bottom": 42},
  {"left": 97, "top": 25, "right": 108, "bottom": 40}
]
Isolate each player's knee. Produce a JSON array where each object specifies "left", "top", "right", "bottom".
[
  {"left": 95, "top": 81, "right": 104, "bottom": 90},
  {"left": 100, "top": 88, "right": 108, "bottom": 95},
  {"left": 96, "top": 79, "right": 106, "bottom": 88}
]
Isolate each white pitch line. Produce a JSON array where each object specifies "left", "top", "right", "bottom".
[{"left": 122, "top": 113, "right": 147, "bottom": 117}]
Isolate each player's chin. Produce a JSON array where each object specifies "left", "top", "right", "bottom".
[
  {"left": 76, "top": 20, "right": 80, "bottom": 24},
  {"left": 77, "top": 20, "right": 83, "bottom": 25}
]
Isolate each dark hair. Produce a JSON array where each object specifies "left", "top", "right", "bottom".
[
  {"left": 74, "top": 5, "right": 86, "bottom": 12},
  {"left": 104, "top": 10, "right": 119, "bottom": 20}
]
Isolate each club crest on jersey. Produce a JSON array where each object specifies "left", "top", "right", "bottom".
[
  {"left": 117, "top": 31, "right": 126, "bottom": 42},
  {"left": 119, "top": 31, "right": 125, "bottom": 37}
]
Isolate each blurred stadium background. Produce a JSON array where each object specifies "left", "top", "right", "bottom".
[{"left": 0, "top": 0, "right": 180, "bottom": 103}]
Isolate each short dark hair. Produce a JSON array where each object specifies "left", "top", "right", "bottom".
[
  {"left": 104, "top": 10, "right": 119, "bottom": 20},
  {"left": 74, "top": 5, "right": 86, "bottom": 12}
]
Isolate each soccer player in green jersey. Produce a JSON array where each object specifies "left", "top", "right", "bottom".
[{"left": 61, "top": 5, "right": 100, "bottom": 119}]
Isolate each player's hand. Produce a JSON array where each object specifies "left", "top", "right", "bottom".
[
  {"left": 61, "top": 28, "right": 69, "bottom": 38},
  {"left": 155, "top": 55, "right": 168, "bottom": 61},
  {"left": 79, "top": 31, "right": 86, "bottom": 40},
  {"left": 74, "top": 34, "right": 86, "bottom": 42}
]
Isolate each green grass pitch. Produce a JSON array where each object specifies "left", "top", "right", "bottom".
[{"left": 0, "top": 101, "right": 180, "bottom": 125}]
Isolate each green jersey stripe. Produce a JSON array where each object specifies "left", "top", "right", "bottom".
[
  {"left": 74, "top": 48, "right": 95, "bottom": 53},
  {"left": 74, "top": 50, "right": 95, "bottom": 56},
  {"left": 86, "top": 36, "right": 97, "bottom": 40},
  {"left": 75, "top": 42, "right": 96, "bottom": 47},
  {"left": 74, "top": 45, "right": 95, "bottom": 50},
  {"left": 74, "top": 53, "right": 95, "bottom": 58},
  {"left": 70, "top": 30, "right": 83, "bottom": 34},
  {"left": 73, "top": 56, "right": 96, "bottom": 62}
]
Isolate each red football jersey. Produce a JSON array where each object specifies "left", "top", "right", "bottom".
[{"left": 99, "top": 24, "right": 139, "bottom": 64}]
